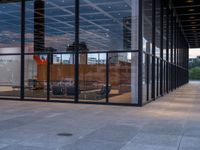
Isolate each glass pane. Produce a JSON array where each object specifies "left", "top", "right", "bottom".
[
  {"left": 143, "top": 0, "right": 153, "bottom": 54},
  {"left": 157, "top": 59, "right": 160, "bottom": 96},
  {"left": 80, "top": 0, "right": 138, "bottom": 51},
  {"left": 79, "top": 53, "right": 106, "bottom": 102},
  {"left": 0, "top": 55, "right": 21, "bottom": 98},
  {"left": 142, "top": 53, "right": 147, "bottom": 103},
  {"left": 108, "top": 52, "right": 134, "bottom": 104},
  {"left": 0, "top": 2, "right": 21, "bottom": 98},
  {"left": 25, "top": 0, "right": 75, "bottom": 53},
  {"left": 50, "top": 53, "right": 74, "bottom": 101},
  {"left": 24, "top": 54, "right": 47, "bottom": 100},
  {"left": 149, "top": 56, "right": 152, "bottom": 100},
  {"left": 155, "top": 0, "right": 161, "bottom": 57},
  {"left": 0, "top": 2, "right": 21, "bottom": 50}
]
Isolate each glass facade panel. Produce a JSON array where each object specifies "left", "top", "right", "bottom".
[
  {"left": 155, "top": 0, "right": 161, "bottom": 57},
  {"left": 79, "top": 52, "right": 106, "bottom": 102},
  {"left": 0, "top": 2, "right": 21, "bottom": 99},
  {"left": 24, "top": 54, "right": 47, "bottom": 100},
  {"left": 50, "top": 53, "right": 75, "bottom": 101},
  {"left": 0, "top": 55, "right": 21, "bottom": 98},
  {"left": 108, "top": 52, "right": 133, "bottom": 104},
  {"left": 79, "top": 0, "right": 133, "bottom": 51},
  {"left": 0, "top": 2, "right": 21, "bottom": 50},
  {"left": 142, "top": 53, "right": 147, "bottom": 102},
  {"left": 0, "top": 0, "right": 190, "bottom": 106},
  {"left": 142, "top": 0, "right": 153, "bottom": 102},
  {"left": 143, "top": 0, "right": 153, "bottom": 54}
]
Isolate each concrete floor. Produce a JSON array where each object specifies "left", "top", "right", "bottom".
[{"left": 0, "top": 82, "right": 200, "bottom": 150}]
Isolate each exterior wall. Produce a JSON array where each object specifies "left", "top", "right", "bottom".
[
  {"left": 141, "top": 0, "right": 189, "bottom": 105},
  {"left": 0, "top": 0, "right": 189, "bottom": 106}
]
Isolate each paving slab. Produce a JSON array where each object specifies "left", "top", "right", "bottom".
[{"left": 0, "top": 82, "right": 199, "bottom": 150}]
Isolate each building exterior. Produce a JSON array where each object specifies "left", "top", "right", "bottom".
[{"left": 0, "top": 0, "right": 190, "bottom": 106}]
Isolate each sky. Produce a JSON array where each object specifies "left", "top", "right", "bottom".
[{"left": 189, "top": 48, "right": 200, "bottom": 58}]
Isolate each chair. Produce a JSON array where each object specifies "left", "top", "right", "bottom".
[
  {"left": 66, "top": 86, "right": 80, "bottom": 96},
  {"left": 52, "top": 85, "right": 65, "bottom": 95},
  {"left": 96, "top": 85, "right": 111, "bottom": 99}
]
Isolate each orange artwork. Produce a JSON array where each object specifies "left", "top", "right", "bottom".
[{"left": 34, "top": 55, "right": 48, "bottom": 64}]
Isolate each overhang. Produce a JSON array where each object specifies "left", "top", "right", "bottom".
[{"left": 173, "top": 0, "right": 200, "bottom": 48}]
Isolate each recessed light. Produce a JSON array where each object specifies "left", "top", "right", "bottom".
[
  {"left": 188, "top": 9, "right": 195, "bottom": 12},
  {"left": 186, "top": 0, "right": 194, "bottom": 3},
  {"left": 189, "top": 16, "right": 196, "bottom": 19}
]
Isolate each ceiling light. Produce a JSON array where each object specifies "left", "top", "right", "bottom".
[
  {"left": 186, "top": 0, "right": 194, "bottom": 3},
  {"left": 188, "top": 9, "right": 195, "bottom": 12},
  {"left": 189, "top": 16, "right": 196, "bottom": 19}
]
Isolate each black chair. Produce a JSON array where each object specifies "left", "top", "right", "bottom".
[
  {"left": 96, "top": 85, "right": 111, "bottom": 99},
  {"left": 66, "top": 86, "right": 80, "bottom": 96},
  {"left": 52, "top": 85, "right": 65, "bottom": 95}
]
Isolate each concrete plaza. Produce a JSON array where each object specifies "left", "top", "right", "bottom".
[{"left": 0, "top": 82, "right": 200, "bottom": 150}]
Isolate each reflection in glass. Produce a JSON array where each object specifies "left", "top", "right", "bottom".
[
  {"left": 0, "top": 2, "right": 21, "bottom": 98},
  {"left": 0, "top": 55, "right": 21, "bottom": 98},
  {"left": 24, "top": 54, "right": 47, "bottom": 100},
  {"left": 109, "top": 52, "right": 133, "bottom": 104},
  {"left": 0, "top": 2, "right": 21, "bottom": 49},
  {"left": 79, "top": 53, "right": 106, "bottom": 102},
  {"left": 50, "top": 53, "right": 74, "bottom": 101},
  {"left": 80, "top": 0, "right": 132, "bottom": 51}
]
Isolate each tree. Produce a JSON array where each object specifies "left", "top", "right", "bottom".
[
  {"left": 189, "top": 59, "right": 200, "bottom": 69},
  {"left": 189, "top": 67, "right": 200, "bottom": 80}
]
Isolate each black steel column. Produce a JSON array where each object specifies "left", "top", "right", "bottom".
[
  {"left": 106, "top": 52, "right": 109, "bottom": 103},
  {"left": 138, "top": 0, "right": 143, "bottom": 106},
  {"left": 20, "top": 0, "right": 25, "bottom": 100},
  {"left": 47, "top": 53, "right": 50, "bottom": 101},
  {"left": 170, "top": 12, "right": 173, "bottom": 91},
  {"left": 74, "top": 0, "right": 80, "bottom": 103},
  {"left": 157, "top": 58, "right": 159, "bottom": 96},
  {"left": 34, "top": 0, "right": 45, "bottom": 52},
  {"left": 166, "top": 6, "right": 169, "bottom": 93},
  {"left": 147, "top": 52, "right": 150, "bottom": 101},
  {"left": 160, "top": 0, "right": 163, "bottom": 96},
  {"left": 151, "top": 0, "right": 156, "bottom": 99},
  {"left": 174, "top": 18, "right": 177, "bottom": 89}
]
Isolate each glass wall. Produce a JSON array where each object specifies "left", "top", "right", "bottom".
[
  {"left": 79, "top": 0, "right": 133, "bottom": 51},
  {"left": 155, "top": 0, "right": 161, "bottom": 97},
  {"left": 0, "top": 2, "right": 21, "bottom": 98},
  {"left": 0, "top": 0, "right": 189, "bottom": 106},
  {"left": 24, "top": 54, "right": 47, "bottom": 100},
  {"left": 108, "top": 52, "right": 133, "bottom": 104},
  {"left": 142, "top": 0, "right": 153, "bottom": 102},
  {"left": 163, "top": 2, "right": 167, "bottom": 94},
  {"left": 141, "top": 0, "right": 189, "bottom": 104},
  {"left": 0, "top": 55, "right": 21, "bottom": 98},
  {"left": 78, "top": 0, "right": 139, "bottom": 104},
  {"left": 79, "top": 52, "right": 106, "bottom": 103},
  {"left": 50, "top": 53, "right": 75, "bottom": 101},
  {"left": 24, "top": 0, "right": 75, "bottom": 101}
]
